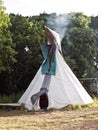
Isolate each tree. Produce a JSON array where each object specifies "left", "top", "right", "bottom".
[
  {"left": 62, "top": 13, "right": 96, "bottom": 78},
  {"left": 0, "top": 0, "right": 17, "bottom": 95},
  {"left": 0, "top": 0, "right": 16, "bottom": 72},
  {"left": 90, "top": 16, "right": 98, "bottom": 64},
  {"left": 9, "top": 14, "right": 45, "bottom": 92},
  {"left": 90, "top": 16, "right": 98, "bottom": 30}
]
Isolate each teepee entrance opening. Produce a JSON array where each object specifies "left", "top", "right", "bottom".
[{"left": 39, "top": 93, "right": 48, "bottom": 109}]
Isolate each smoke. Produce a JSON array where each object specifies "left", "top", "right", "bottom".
[{"left": 46, "top": 14, "right": 71, "bottom": 41}]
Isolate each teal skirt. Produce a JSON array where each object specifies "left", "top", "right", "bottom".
[{"left": 41, "top": 44, "right": 56, "bottom": 75}]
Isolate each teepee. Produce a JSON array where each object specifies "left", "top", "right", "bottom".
[{"left": 18, "top": 26, "right": 93, "bottom": 111}]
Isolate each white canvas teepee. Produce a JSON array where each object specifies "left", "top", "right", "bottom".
[{"left": 18, "top": 27, "right": 93, "bottom": 111}]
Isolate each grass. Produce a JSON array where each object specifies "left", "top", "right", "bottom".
[
  {"left": 0, "top": 108, "right": 98, "bottom": 130},
  {"left": 0, "top": 100, "right": 98, "bottom": 130},
  {"left": 0, "top": 97, "right": 98, "bottom": 130},
  {"left": 0, "top": 92, "right": 22, "bottom": 103}
]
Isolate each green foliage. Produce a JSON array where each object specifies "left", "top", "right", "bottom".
[
  {"left": 0, "top": 1, "right": 16, "bottom": 72},
  {"left": 90, "top": 16, "right": 98, "bottom": 30},
  {"left": 62, "top": 13, "right": 96, "bottom": 78},
  {"left": 70, "top": 12, "right": 91, "bottom": 28},
  {"left": 8, "top": 14, "right": 46, "bottom": 92},
  {"left": 0, "top": 94, "right": 13, "bottom": 103},
  {"left": 0, "top": 10, "right": 97, "bottom": 95},
  {"left": 0, "top": 92, "right": 23, "bottom": 103}
]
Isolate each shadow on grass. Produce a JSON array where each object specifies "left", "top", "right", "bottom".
[{"left": 0, "top": 108, "right": 53, "bottom": 117}]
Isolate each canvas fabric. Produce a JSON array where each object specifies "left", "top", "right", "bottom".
[{"left": 18, "top": 48, "right": 93, "bottom": 111}]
